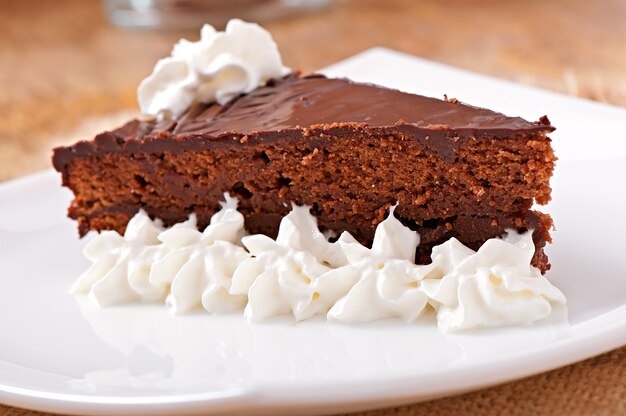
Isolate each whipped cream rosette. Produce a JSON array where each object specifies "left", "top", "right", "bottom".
[
  {"left": 230, "top": 205, "right": 352, "bottom": 322},
  {"left": 421, "top": 232, "right": 567, "bottom": 331},
  {"left": 327, "top": 206, "right": 433, "bottom": 323},
  {"left": 72, "top": 210, "right": 168, "bottom": 305},
  {"left": 74, "top": 195, "right": 250, "bottom": 314},
  {"left": 75, "top": 199, "right": 565, "bottom": 331},
  {"left": 138, "top": 19, "right": 290, "bottom": 118},
  {"left": 150, "top": 195, "right": 249, "bottom": 314}
]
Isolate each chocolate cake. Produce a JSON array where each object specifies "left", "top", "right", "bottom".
[{"left": 52, "top": 74, "right": 556, "bottom": 272}]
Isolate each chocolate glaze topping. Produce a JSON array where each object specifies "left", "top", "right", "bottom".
[
  {"left": 53, "top": 74, "right": 554, "bottom": 170},
  {"left": 173, "top": 74, "right": 552, "bottom": 135}
]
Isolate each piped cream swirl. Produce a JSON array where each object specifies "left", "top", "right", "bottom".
[
  {"left": 138, "top": 19, "right": 290, "bottom": 118},
  {"left": 75, "top": 200, "right": 565, "bottom": 331},
  {"left": 73, "top": 194, "right": 250, "bottom": 315}
]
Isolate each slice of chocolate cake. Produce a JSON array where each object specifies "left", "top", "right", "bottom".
[{"left": 52, "top": 74, "right": 556, "bottom": 273}]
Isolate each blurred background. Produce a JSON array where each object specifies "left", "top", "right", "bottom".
[{"left": 1, "top": 0, "right": 625, "bottom": 182}]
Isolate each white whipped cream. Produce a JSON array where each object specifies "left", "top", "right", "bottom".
[
  {"left": 74, "top": 194, "right": 250, "bottom": 314},
  {"left": 138, "top": 19, "right": 290, "bottom": 118},
  {"left": 75, "top": 201, "right": 566, "bottom": 331},
  {"left": 230, "top": 205, "right": 352, "bottom": 322},
  {"left": 327, "top": 206, "right": 432, "bottom": 323},
  {"left": 73, "top": 211, "right": 167, "bottom": 306},
  {"left": 152, "top": 195, "right": 250, "bottom": 314},
  {"left": 421, "top": 233, "right": 567, "bottom": 331}
]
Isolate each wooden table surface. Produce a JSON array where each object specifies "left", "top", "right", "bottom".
[{"left": 1, "top": 0, "right": 625, "bottom": 415}]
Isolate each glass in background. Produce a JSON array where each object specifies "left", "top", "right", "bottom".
[{"left": 104, "top": 0, "right": 335, "bottom": 29}]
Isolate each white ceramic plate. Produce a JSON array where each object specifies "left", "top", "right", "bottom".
[{"left": 1, "top": 48, "right": 626, "bottom": 416}]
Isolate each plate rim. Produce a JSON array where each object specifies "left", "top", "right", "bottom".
[{"left": 1, "top": 305, "right": 625, "bottom": 415}]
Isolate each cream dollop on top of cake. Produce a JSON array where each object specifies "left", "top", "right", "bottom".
[{"left": 138, "top": 19, "right": 290, "bottom": 118}]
